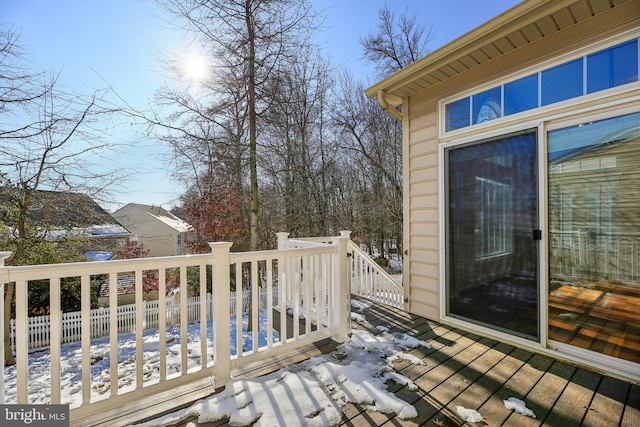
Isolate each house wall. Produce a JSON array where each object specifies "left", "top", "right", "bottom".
[
  {"left": 404, "top": 2, "right": 640, "bottom": 320},
  {"left": 112, "top": 206, "right": 180, "bottom": 257}
]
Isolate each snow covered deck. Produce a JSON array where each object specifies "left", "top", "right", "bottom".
[{"left": 80, "top": 298, "right": 640, "bottom": 427}]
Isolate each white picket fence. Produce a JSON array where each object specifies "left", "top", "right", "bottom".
[{"left": 9, "top": 287, "right": 279, "bottom": 352}]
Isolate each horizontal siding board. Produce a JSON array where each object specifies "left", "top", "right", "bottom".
[
  {"left": 411, "top": 261, "right": 439, "bottom": 278},
  {"left": 409, "top": 141, "right": 437, "bottom": 158},
  {"left": 409, "top": 166, "right": 438, "bottom": 183},
  {"left": 410, "top": 155, "right": 438, "bottom": 171},
  {"left": 410, "top": 249, "right": 439, "bottom": 264},
  {"left": 410, "top": 220, "right": 439, "bottom": 236},
  {"left": 411, "top": 180, "right": 438, "bottom": 196},
  {"left": 411, "top": 287, "right": 439, "bottom": 306},
  {"left": 410, "top": 194, "right": 438, "bottom": 209},
  {"left": 409, "top": 111, "right": 437, "bottom": 131},
  {"left": 409, "top": 125, "right": 438, "bottom": 144},
  {"left": 408, "top": 298, "right": 439, "bottom": 320},
  {"left": 409, "top": 207, "right": 438, "bottom": 222},
  {"left": 411, "top": 235, "right": 439, "bottom": 250}
]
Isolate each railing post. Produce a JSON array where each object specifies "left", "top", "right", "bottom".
[
  {"left": 209, "top": 242, "right": 233, "bottom": 387},
  {"left": 0, "top": 251, "right": 10, "bottom": 403},
  {"left": 332, "top": 231, "right": 351, "bottom": 342},
  {"left": 276, "top": 232, "right": 290, "bottom": 310},
  {"left": 276, "top": 232, "right": 290, "bottom": 250}
]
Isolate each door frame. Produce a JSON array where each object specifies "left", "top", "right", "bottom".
[
  {"left": 436, "top": 97, "right": 640, "bottom": 382},
  {"left": 439, "top": 120, "right": 548, "bottom": 350}
]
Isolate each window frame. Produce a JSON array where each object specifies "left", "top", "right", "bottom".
[{"left": 438, "top": 29, "right": 640, "bottom": 140}]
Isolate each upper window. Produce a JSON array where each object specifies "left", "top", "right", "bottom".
[{"left": 444, "top": 38, "right": 639, "bottom": 132}]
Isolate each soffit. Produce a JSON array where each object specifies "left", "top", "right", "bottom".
[{"left": 365, "top": 0, "right": 635, "bottom": 107}]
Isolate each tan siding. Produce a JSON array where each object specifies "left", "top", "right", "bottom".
[
  {"left": 409, "top": 152, "right": 438, "bottom": 170},
  {"left": 412, "top": 261, "right": 438, "bottom": 278},
  {"left": 409, "top": 207, "right": 438, "bottom": 223},
  {"left": 409, "top": 166, "right": 438, "bottom": 183},
  {"left": 411, "top": 287, "right": 439, "bottom": 307},
  {"left": 411, "top": 235, "right": 439, "bottom": 250},
  {"left": 406, "top": 88, "right": 441, "bottom": 321},
  {"left": 409, "top": 141, "right": 437, "bottom": 158},
  {"left": 410, "top": 180, "right": 438, "bottom": 196},
  {"left": 409, "top": 300, "right": 439, "bottom": 320},
  {"left": 409, "top": 124, "right": 438, "bottom": 145},
  {"left": 410, "top": 249, "right": 439, "bottom": 265},
  {"left": 408, "top": 111, "right": 437, "bottom": 131},
  {"left": 410, "top": 194, "right": 438, "bottom": 210}
]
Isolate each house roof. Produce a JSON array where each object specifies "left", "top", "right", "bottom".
[
  {"left": 364, "top": 0, "right": 636, "bottom": 120},
  {"left": 117, "top": 203, "right": 191, "bottom": 233},
  {"left": 0, "top": 188, "right": 128, "bottom": 234}
]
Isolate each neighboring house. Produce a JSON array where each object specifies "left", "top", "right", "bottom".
[
  {"left": 366, "top": 0, "right": 639, "bottom": 381},
  {"left": 112, "top": 203, "right": 192, "bottom": 257},
  {"left": 0, "top": 189, "right": 130, "bottom": 260},
  {"left": 96, "top": 270, "right": 180, "bottom": 306}
]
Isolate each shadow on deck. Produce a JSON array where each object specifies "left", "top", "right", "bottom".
[{"left": 76, "top": 299, "right": 640, "bottom": 427}]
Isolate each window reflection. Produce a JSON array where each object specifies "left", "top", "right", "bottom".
[
  {"left": 504, "top": 74, "right": 538, "bottom": 115},
  {"left": 588, "top": 39, "right": 638, "bottom": 93},
  {"left": 446, "top": 97, "right": 470, "bottom": 131},
  {"left": 541, "top": 58, "right": 583, "bottom": 106},
  {"left": 548, "top": 112, "right": 640, "bottom": 364},
  {"left": 473, "top": 87, "right": 502, "bottom": 124}
]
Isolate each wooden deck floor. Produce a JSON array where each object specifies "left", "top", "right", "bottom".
[{"left": 80, "top": 299, "right": 640, "bottom": 427}]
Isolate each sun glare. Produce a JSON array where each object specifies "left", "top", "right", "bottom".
[{"left": 181, "top": 47, "right": 210, "bottom": 84}]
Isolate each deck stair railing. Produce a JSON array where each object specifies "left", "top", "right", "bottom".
[
  {"left": 280, "top": 232, "right": 405, "bottom": 310},
  {"left": 0, "top": 232, "right": 352, "bottom": 421}
]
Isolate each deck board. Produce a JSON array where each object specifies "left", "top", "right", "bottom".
[{"left": 76, "top": 298, "right": 640, "bottom": 426}]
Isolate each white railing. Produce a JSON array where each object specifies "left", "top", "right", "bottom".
[
  {"left": 0, "top": 232, "right": 351, "bottom": 421},
  {"left": 279, "top": 232, "right": 404, "bottom": 310},
  {"left": 9, "top": 288, "right": 279, "bottom": 352},
  {"left": 550, "top": 230, "right": 640, "bottom": 283},
  {"left": 347, "top": 242, "right": 405, "bottom": 309}
]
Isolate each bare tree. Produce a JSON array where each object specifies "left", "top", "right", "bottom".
[
  {"left": 261, "top": 47, "right": 337, "bottom": 238},
  {"left": 360, "top": 6, "right": 435, "bottom": 78},
  {"left": 158, "top": 0, "right": 317, "bottom": 251},
  {"left": 332, "top": 71, "right": 403, "bottom": 264},
  {"left": 0, "top": 26, "right": 123, "bottom": 365}
]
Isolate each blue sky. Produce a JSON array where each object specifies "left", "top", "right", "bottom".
[{"left": 1, "top": 0, "right": 521, "bottom": 210}]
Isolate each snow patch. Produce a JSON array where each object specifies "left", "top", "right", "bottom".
[
  {"left": 503, "top": 397, "right": 536, "bottom": 418},
  {"left": 136, "top": 322, "right": 428, "bottom": 426},
  {"left": 456, "top": 406, "right": 483, "bottom": 423}
]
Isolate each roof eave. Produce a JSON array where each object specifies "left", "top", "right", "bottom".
[{"left": 365, "top": 0, "right": 578, "bottom": 105}]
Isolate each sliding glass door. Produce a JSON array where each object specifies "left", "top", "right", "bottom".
[
  {"left": 548, "top": 112, "right": 640, "bottom": 364},
  {"left": 446, "top": 131, "right": 539, "bottom": 339}
]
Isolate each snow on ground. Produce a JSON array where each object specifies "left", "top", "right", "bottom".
[
  {"left": 3, "top": 311, "right": 275, "bottom": 408},
  {"left": 136, "top": 308, "right": 431, "bottom": 427},
  {"left": 3, "top": 296, "right": 539, "bottom": 426}
]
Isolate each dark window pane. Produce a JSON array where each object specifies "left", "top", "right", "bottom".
[
  {"left": 542, "top": 58, "right": 583, "bottom": 106},
  {"left": 504, "top": 74, "right": 538, "bottom": 115},
  {"left": 446, "top": 97, "right": 471, "bottom": 131},
  {"left": 447, "top": 132, "right": 539, "bottom": 339},
  {"left": 587, "top": 39, "right": 639, "bottom": 93},
  {"left": 472, "top": 87, "right": 502, "bottom": 124}
]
